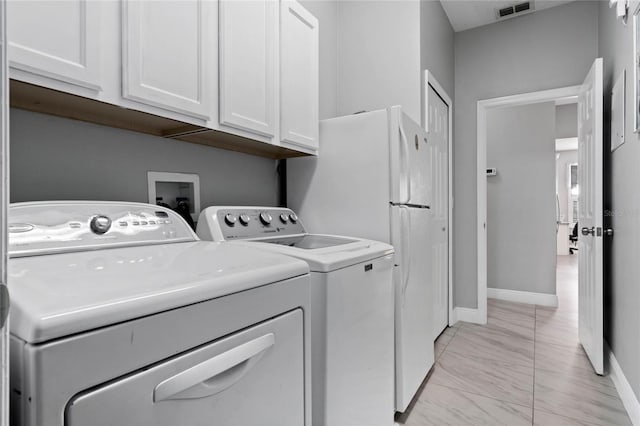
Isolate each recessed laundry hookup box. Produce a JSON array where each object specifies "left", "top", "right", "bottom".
[{"left": 147, "top": 171, "right": 200, "bottom": 224}]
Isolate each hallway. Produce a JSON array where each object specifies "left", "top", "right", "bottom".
[{"left": 401, "top": 255, "right": 631, "bottom": 425}]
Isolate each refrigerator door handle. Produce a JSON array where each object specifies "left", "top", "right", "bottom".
[
  {"left": 400, "top": 205, "right": 412, "bottom": 302},
  {"left": 399, "top": 124, "right": 412, "bottom": 204}
]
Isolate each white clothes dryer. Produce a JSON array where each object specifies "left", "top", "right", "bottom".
[
  {"left": 197, "top": 206, "right": 395, "bottom": 426},
  {"left": 8, "top": 201, "right": 311, "bottom": 426}
]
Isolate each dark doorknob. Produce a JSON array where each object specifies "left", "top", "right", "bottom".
[{"left": 581, "top": 226, "right": 595, "bottom": 236}]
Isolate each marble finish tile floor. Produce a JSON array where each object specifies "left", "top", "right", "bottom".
[{"left": 398, "top": 255, "right": 631, "bottom": 426}]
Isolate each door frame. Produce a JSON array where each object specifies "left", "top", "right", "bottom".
[
  {"left": 423, "top": 70, "right": 454, "bottom": 326},
  {"left": 476, "top": 85, "right": 580, "bottom": 324},
  {"left": 0, "top": 0, "right": 9, "bottom": 423}
]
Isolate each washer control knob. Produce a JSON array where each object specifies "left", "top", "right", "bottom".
[
  {"left": 224, "top": 214, "right": 237, "bottom": 226},
  {"left": 259, "top": 212, "right": 273, "bottom": 225},
  {"left": 90, "top": 215, "right": 112, "bottom": 235},
  {"left": 279, "top": 213, "right": 289, "bottom": 223},
  {"left": 239, "top": 214, "right": 251, "bottom": 226},
  {"left": 289, "top": 213, "right": 298, "bottom": 223}
]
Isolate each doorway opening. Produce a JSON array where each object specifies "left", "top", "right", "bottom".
[
  {"left": 477, "top": 85, "right": 581, "bottom": 321},
  {"left": 477, "top": 58, "right": 604, "bottom": 375}
]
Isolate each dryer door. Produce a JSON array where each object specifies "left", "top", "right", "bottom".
[{"left": 66, "top": 309, "right": 304, "bottom": 426}]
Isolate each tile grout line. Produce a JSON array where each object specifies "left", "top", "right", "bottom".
[
  {"left": 425, "top": 380, "right": 534, "bottom": 411},
  {"left": 434, "top": 326, "right": 458, "bottom": 362},
  {"left": 433, "top": 318, "right": 537, "bottom": 413}
]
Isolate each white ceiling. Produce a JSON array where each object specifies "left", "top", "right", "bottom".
[{"left": 440, "top": 0, "right": 575, "bottom": 32}]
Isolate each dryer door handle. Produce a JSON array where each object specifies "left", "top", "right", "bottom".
[{"left": 153, "top": 333, "right": 275, "bottom": 402}]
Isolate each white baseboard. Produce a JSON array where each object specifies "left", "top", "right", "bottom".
[
  {"left": 606, "top": 342, "right": 640, "bottom": 426},
  {"left": 487, "top": 287, "right": 558, "bottom": 307},
  {"left": 451, "top": 307, "right": 485, "bottom": 325}
]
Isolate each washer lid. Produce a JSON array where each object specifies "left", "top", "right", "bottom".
[
  {"left": 233, "top": 235, "right": 395, "bottom": 272},
  {"left": 262, "top": 235, "right": 357, "bottom": 249},
  {"left": 8, "top": 241, "right": 309, "bottom": 344}
]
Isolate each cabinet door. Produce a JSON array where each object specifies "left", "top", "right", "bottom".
[
  {"left": 7, "top": 0, "right": 101, "bottom": 90},
  {"left": 280, "top": 1, "right": 319, "bottom": 151},
  {"left": 219, "top": 0, "right": 278, "bottom": 138},
  {"left": 122, "top": 0, "right": 212, "bottom": 119}
]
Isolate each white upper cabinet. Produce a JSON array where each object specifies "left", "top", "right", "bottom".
[
  {"left": 218, "top": 0, "right": 278, "bottom": 138},
  {"left": 280, "top": 1, "right": 319, "bottom": 152},
  {"left": 122, "top": 0, "right": 212, "bottom": 119},
  {"left": 7, "top": 0, "right": 101, "bottom": 90}
]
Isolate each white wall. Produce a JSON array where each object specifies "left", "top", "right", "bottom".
[
  {"left": 453, "top": 1, "right": 599, "bottom": 308},
  {"left": 556, "top": 103, "right": 578, "bottom": 139},
  {"left": 10, "top": 109, "right": 279, "bottom": 207},
  {"left": 555, "top": 103, "right": 578, "bottom": 228},
  {"left": 487, "top": 102, "right": 556, "bottom": 295},
  {"left": 598, "top": 0, "right": 640, "bottom": 403},
  {"left": 556, "top": 150, "right": 577, "bottom": 223},
  {"left": 336, "top": 0, "right": 422, "bottom": 122}
]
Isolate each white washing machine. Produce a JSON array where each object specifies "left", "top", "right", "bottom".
[
  {"left": 196, "top": 206, "right": 395, "bottom": 426},
  {"left": 8, "top": 201, "right": 312, "bottom": 426}
]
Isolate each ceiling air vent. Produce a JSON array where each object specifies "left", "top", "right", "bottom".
[
  {"left": 496, "top": 1, "right": 534, "bottom": 21},
  {"left": 498, "top": 6, "right": 515, "bottom": 17}
]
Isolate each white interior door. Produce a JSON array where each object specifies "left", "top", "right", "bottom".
[
  {"left": 427, "top": 84, "right": 449, "bottom": 340},
  {"left": 577, "top": 58, "right": 603, "bottom": 375}
]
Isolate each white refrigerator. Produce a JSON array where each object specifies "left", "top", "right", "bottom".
[{"left": 287, "top": 106, "right": 434, "bottom": 413}]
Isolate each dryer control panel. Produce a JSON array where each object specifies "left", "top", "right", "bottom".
[
  {"left": 8, "top": 201, "right": 197, "bottom": 257},
  {"left": 196, "top": 207, "right": 306, "bottom": 242}
]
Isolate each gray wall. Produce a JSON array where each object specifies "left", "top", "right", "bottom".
[
  {"left": 598, "top": 0, "right": 640, "bottom": 403},
  {"left": 487, "top": 103, "right": 556, "bottom": 295},
  {"left": 453, "top": 1, "right": 599, "bottom": 308},
  {"left": 556, "top": 150, "right": 578, "bottom": 223},
  {"left": 420, "top": 0, "right": 454, "bottom": 99},
  {"left": 335, "top": 0, "right": 454, "bottom": 125},
  {"left": 556, "top": 104, "right": 578, "bottom": 139},
  {"left": 10, "top": 109, "right": 279, "bottom": 207},
  {"left": 300, "top": 0, "right": 338, "bottom": 120},
  {"left": 336, "top": 0, "right": 422, "bottom": 122}
]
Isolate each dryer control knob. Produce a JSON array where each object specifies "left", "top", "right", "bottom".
[
  {"left": 279, "top": 213, "right": 289, "bottom": 223},
  {"left": 224, "top": 214, "right": 237, "bottom": 226},
  {"left": 259, "top": 212, "right": 273, "bottom": 225},
  {"left": 90, "top": 215, "right": 112, "bottom": 235},
  {"left": 239, "top": 214, "right": 250, "bottom": 226},
  {"left": 289, "top": 213, "right": 298, "bottom": 223}
]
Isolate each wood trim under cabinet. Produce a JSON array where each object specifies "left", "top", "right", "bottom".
[{"left": 10, "top": 80, "right": 308, "bottom": 160}]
